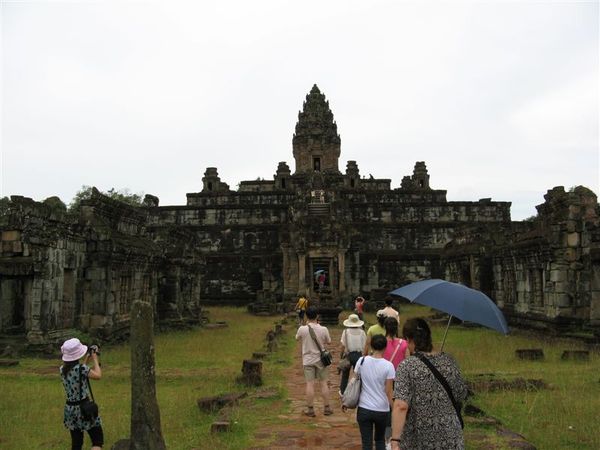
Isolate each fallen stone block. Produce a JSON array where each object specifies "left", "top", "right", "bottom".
[
  {"left": 0, "top": 359, "right": 19, "bottom": 367},
  {"left": 515, "top": 349, "right": 544, "bottom": 360},
  {"left": 237, "top": 359, "right": 263, "bottom": 386},
  {"left": 197, "top": 392, "right": 247, "bottom": 413},
  {"left": 561, "top": 350, "right": 589, "bottom": 361},
  {"left": 211, "top": 421, "right": 231, "bottom": 433}
]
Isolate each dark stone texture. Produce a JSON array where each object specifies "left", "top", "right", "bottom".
[
  {"left": 561, "top": 350, "right": 590, "bottom": 361},
  {"left": 515, "top": 349, "right": 545, "bottom": 360},
  {"left": 197, "top": 392, "right": 247, "bottom": 413},
  {"left": 130, "top": 301, "right": 166, "bottom": 450}
]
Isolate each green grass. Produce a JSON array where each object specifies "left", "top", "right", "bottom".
[
  {"left": 0, "top": 307, "right": 293, "bottom": 450},
  {"left": 1, "top": 305, "right": 598, "bottom": 449}
]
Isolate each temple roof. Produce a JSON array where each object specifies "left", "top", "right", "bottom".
[{"left": 293, "top": 84, "right": 341, "bottom": 145}]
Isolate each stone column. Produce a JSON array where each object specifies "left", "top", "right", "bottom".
[
  {"left": 338, "top": 251, "right": 346, "bottom": 293},
  {"left": 130, "top": 300, "right": 166, "bottom": 450},
  {"left": 298, "top": 253, "right": 306, "bottom": 296}
]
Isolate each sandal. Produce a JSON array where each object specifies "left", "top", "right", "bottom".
[
  {"left": 324, "top": 405, "right": 333, "bottom": 416},
  {"left": 303, "top": 407, "right": 316, "bottom": 417}
]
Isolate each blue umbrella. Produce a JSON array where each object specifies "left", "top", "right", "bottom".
[{"left": 389, "top": 279, "right": 509, "bottom": 350}]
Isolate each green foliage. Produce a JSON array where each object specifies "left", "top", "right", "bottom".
[
  {"left": 523, "top": 215, "right": 538, "bottom": 222},
  {"left": 68, "top": 185, "right": 144, "bottom": 212},
  {"left": 0, "top": 196, "right": 10, "bottom": 217},
  {"left": 42, "top": 196, "right": 67, "bottom": 213}
]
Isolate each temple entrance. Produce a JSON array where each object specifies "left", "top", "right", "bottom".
[
  {"left": 0, "top": 276, "right": 27, "bottom": 334},
  {"left": 308, "top": 257, "right": 337, "bottom": 299}
]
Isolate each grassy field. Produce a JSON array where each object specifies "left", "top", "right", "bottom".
[
  {"left": 0, "top": 305, "right": 598, "bottom": 449},
  {"left": 0, "top": 308, "right": 294, "bottom": 450}
]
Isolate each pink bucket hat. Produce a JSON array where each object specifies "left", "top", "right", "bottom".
[{"left": 61, "top": 338, "right": 88, "bottom": 362}]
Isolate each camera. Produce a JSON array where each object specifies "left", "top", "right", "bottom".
[{"left": 88, "top": 344, "right": 100, "bottom": 356}]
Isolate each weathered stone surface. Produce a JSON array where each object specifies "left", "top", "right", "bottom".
[
  {"left": 252, "top": 352, "right": 267, "bottom": 359},
  {"left": 210, "top": 421, "right": 231, "bottom": 433},
  {"left": 197, "top": 392, "right": 247, "bottom": 413},
  {"left": 130, "top": 301, "right": 166, "bottom": 450},
  {"left": 515, "top": 349, "right": 544, "bottom": 360},
  {"left": 110, "top": 439, "right": 131, "bottom": 450},
  {"left": 560, "top": 350, "right": 590, "bottom": 361},
  {"left": 238, "top": 359, "right": 263, "bottom": 386},
  {"left": 0, "top": 359, "right": 19, "bottom": 367}
]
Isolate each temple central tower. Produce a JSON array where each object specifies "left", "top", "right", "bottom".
[{"left": 292, "top": 84, "right": 341, "bottom": 174}]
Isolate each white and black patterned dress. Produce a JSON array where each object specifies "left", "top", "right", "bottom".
[{"left": 393, "top": 352, "right": 468, "bottom": 450}]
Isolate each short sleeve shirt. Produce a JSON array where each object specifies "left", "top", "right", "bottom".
[
  {"left": 295, "top": 323, "right": 331, "bottom": 366},
  {"left": 355, "top": 356, "right": 395, "bottom": 412},
  {"left": 367, "top": 324, "right": 386, "bottom": 338},
  {"left": 341, "top": 328, "right": 366, "bottom": 352},
  {"left": 393, "top": 353, "right": 468, "bottom": 449}
]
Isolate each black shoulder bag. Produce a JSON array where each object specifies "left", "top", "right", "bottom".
[
  {"left": 78, "top": 365, "right": 99, "bottom": 421},
  {"left": 307, "top": 325, "right": 333, "bottom": 367},
  {"left": 415, "top": 353, "right": 464, "bottom": 429}
]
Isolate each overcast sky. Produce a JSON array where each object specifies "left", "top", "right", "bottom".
[{"left": 1, "top": 0, "right": 598, "bottom": 220}]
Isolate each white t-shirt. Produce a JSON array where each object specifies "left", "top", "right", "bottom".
[
  {"left": 355, "top": 356, "right": 395, "bottom": 412},
  {"left": 340, "top": 328, "right": 366, "bottom": 352}
]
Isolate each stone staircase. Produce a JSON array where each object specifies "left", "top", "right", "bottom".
[{"left": 308, "top": 203, "right": 331, "bottom": 216}]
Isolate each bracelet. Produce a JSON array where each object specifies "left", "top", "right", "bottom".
[{"left": 391, "top": 438, "right": 401, "bottom": 442}]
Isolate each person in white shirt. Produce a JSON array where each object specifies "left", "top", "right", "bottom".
[
  {"left": 295, "top": 307, "right": 333, "bottom": 417},
  {"left": 380, "top": 298, "right": 399, "bottom": 322},
  {"left": 353, "top": 334, "right": 395, "bottom": 450},
  {"left": 339, "top": 314, "right": 367, "bottom": 395}
]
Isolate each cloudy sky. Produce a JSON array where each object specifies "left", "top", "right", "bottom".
[{"left": 2, "top": 0, "right": 598, "bottom": 219}]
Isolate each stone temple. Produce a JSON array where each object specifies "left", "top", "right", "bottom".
[{"left": 1, "top": 85, "right": 599, "bottom": 344}]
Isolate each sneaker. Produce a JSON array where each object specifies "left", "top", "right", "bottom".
[
  {"left": 303, "top": 407, "right": 316, "bottom": 417},
  {"left": 324, "top": 405, "right": 333, "bottom": 416}
]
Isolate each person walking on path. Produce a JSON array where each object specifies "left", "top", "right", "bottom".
[
  {"left": 364, "top": 311, "right": 387, "bottom": 355},
  {"left": 380, "top": 298, "right": 399, "bottom": 321},
  {"left": 339, "top": 313, "right": 367, "bottom": 395},
  {"left": 390, "top": 318, "right": 468, "bottom": 450},
  {"left": 60, "top": 338, "right": 103, "bottom": 450},
  {"left": 383, "top": 317, "right": 409, "bottom": 370},
  {"left": 354, "top": 296, "right": 366, "bottom": 320},
  {"left": 352, "top": 334, "right": 395, "bottom": 450},
  {"left": 295, "top": 307, "right": 334, "bottom": 417},
  {"left": 295, "top": 296, "right": 309, "bottom": 325}
]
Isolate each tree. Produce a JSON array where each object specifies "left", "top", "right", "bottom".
[{"left": 68, "top": 185, "right": 144, "bottom": 212}]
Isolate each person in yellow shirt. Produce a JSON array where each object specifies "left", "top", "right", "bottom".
[{"left": 295, "top": 296, "right": 309, "bottom": 325}]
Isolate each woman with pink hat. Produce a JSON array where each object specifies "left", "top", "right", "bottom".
[{"left": 60, "top": 337, "right": 103, "bottom": 450}]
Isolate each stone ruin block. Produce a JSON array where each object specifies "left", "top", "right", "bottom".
[
  {"left": 197, "top": 392, "right": 247, "bottom": 413},
  {"left": 515, "top": 349, "right": 544, "bottom": 360},
  {"left": 561, "top": 350, "right": 590, "bottom": 361}
]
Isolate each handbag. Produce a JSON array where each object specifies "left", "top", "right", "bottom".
[
  {"left": 78, "top": 365, "right": 99, "bottom": 421},
  {"left": 341, "top": 356, "right": 365, "bottom": 409},
  {"left": 307, "top": 325, "right": 332, "bottom": 367},
  {"left": 415, "top": 353, "right": 463, "bottom": 429}
]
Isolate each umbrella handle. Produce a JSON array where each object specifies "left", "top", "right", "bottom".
[{"left": 440, "top": 315, "right": 452, "bottom": 352}]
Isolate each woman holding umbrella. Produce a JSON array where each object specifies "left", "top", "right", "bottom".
[{"left": 390, "top": 318, "right": 468, "bottom": 450}]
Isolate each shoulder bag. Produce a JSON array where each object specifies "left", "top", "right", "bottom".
[
  {"left": 79, "top": 365, "right": 99, "bottom": 421},
  {"left": 415, "top": 353, "right": 463, "bottom": 429},
  {"left": 341, "top": 356, "right": 366, "bottom": 409},
  {"left": 307, "top": 325, "right": 332, "bottom": 367}
]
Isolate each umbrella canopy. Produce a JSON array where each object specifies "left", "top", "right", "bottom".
[
  {"left": 314, "top": 269, "right": 326, "bottom": 275},
  {"left": 389, "top": 279, "right": 509, "bottom": 335}
]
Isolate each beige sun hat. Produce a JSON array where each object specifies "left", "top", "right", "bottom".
[{"left": 343, "top": 314, "right": 364, "bottom": 328}]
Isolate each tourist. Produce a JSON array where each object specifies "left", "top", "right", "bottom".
[
  {"left": 354, "top": 296, "right": 366, "bottom": 320},
  {"left": 294, "top": 296, "right": 309, "bottom": 325},
  {"left": 380, "top": 298, "right": 399, "bottom": 321},
  {"left": 60, "top": 338, "right": 103, "bottom": 450},
  {"left": 364, "top": 310, "right": 387, "bottom": 355},
  {"left": 353, "top": 334, "right": 395, "bottom": 450},
  {"left": 383, "top": 317, "right": 408, "bottom": 370},
  {"left": 339, "top": 313, "right": 367, "bottom": 395},
  {"left": 390, "top": 318, "right": 468, "bottom": 450},
  {"left": 295, "top": 307, "right": 333, "bottom": 417},
  {"left": 382, "top": 317, "right": 409, "bottom": 448}
]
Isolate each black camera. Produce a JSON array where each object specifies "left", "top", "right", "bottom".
[{"left": 88, "top": 344, "right": 100, "bottom": 356}]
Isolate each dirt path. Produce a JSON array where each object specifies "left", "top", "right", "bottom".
[{"left": 250, "top": 326, "right": 363, "bottom": 449}]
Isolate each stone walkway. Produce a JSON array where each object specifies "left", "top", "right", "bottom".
[
  {"left": 249, "top": 326, "right": 363, "bottom": 449},
  {"left": 249, "top": 324, "right": 537, "bottom": 450}
]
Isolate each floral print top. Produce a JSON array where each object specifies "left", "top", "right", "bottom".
[
  {"left": 60, "top": 364, "right": 102, "bottom": 430},
  {"left": 393, "top": 352, "right": 468, "bottom": 450}
]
